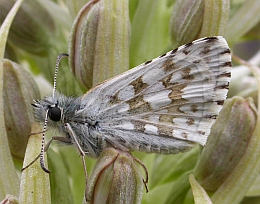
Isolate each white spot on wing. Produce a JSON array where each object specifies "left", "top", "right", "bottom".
[
  {"left": 169, "top": 71, "right": 183, "bottom": 83},
  {"left": 117, "top": 103, "right": 130, "bottom": 113},
  {"left": 148, "top": 114, "right": 160, "bottom": 123},
  {"left": 144, "top": 82, "right": 166, "bottom": 94},
  {"left": 143, "top": 89, "right": 172, "bottom": 109},
  {"left": 142, "top": 67, "right": 166, "bottom": 85},
  {"left": 117, "top": 121, "right": 135, "bottom": 130},
  {"left": 144, "top": 124, "right": 158, "bottom": 135},
  {"left": 117, "top": 85, "right": 135, "bottom": 100}
]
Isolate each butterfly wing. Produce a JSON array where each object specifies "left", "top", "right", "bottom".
[{"left": 79, "top": 36, "right": 231, "bottom": 154}]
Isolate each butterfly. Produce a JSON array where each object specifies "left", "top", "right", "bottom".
[{"left": 30, "top": 36, "right": 231, "bottom": 173}]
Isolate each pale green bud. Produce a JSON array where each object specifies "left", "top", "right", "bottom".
[
  {"left": 87, "top": 148, "right": 143, "bottom": 204},
  {"left": 68, "top": 0, "right": 130, "bottom": 90},
  {"left": 170, "top": 0, "right": 229, "bottom": 48},
  {"left": 170, "top": 0, "right": 205, "bottom": 48},
  {"left": 194, "top": 97, "right": 257, "bottom": 191},
  {"left": 3, "top": 59, "right": 40, "bottom": 160}
]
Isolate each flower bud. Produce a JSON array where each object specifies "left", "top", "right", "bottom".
[
  {"left": 194, "top": 96, "right": 257, "bottom": 191},
  {"left": 170, "top": 0, "right": 205, "bottom": 48},
  {"left": 87, "top": 148, "right": 143, "bottom": 204},
  {"left": 0, "top": 0, "right": 56, "bottom": 55},
  {"left": 199, "top": 0, "right": 229, "bottom": 37},
  {"left": 69, "top": 0, "right": 130, "bottom": 90},
  {"left": 170, "top": 0, "right": 229, "bottom": 48},
  {"left": 3, "top": 59, "right": 40, "bottom": 160}
]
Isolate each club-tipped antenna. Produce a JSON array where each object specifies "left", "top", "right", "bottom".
[
  {"left": 52, "top": 53, "right": 69, "bottom": 98},
  {"left": 40, "top": 53, "right": 69, "bottom": 173}
]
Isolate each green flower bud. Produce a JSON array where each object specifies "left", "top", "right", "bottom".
[
  {"left": 3, "top": 59, "right": 40, "bottom": 161},
  {"left": 87, "top": 148, "right": 143, "bottom": 204},
  {"left": 170, "top": 0, "right": 229, "bottom": 48},
  {"left": 69, "top": 0, "right": 130, "bottom": 90},
  {"left": 170, "top": 0, "right": 205, "bottom": 48},
  {"left": 194, "top": 96, "right": 257, "bottom": 191},
  {"left": 199, "top": 0, "right": 229, "bottom": 37},
  {"left": 0, "top": 0, "right": 56, "bottom": 55}
]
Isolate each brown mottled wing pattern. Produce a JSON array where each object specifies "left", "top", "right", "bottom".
[{"left": 79, "top": 36, "right": 231, "bottom": 154}]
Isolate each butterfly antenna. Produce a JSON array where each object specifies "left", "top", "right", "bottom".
[
  {"left": 39, "top": 53, "right": 69, "bottom": 173},
  {"left": 52, "top": 53, "right": 69, "bottom": 98},
  {"left": 39, "top": 110, "right": 51, "bottom": 173}
]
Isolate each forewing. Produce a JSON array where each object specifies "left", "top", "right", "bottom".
[{"left": 80, "top": 36, "right": 231, "bottom": 147}]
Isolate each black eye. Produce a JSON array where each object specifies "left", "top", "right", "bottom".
[{"left": 48, "top": 106, "right": 61, "bottom": 121}]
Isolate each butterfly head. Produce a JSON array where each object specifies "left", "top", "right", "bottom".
[
  {"left": 47, "top": 103, "right": 62, "bottom": 122},
  {"left": 32, "top": 95, "right": 64, "bottom": 127}
]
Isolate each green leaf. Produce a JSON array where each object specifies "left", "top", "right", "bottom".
[
  {"left": 0, "top": 0, "right": 24, "bottom": 199},
  {"left": 189, "top": 174, "right": 212, "bottom": 204}
]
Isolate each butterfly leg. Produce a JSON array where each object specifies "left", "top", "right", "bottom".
[
  {"left": 64, "top": 123, "right": 89, "bottom": 202},
  {"left": 21, "top": 136, "right": 72, "bottom": 172},
  {"left": 133, "top": 156, "right": 149, "bottom": 193},
  {"left": 103, "top": 134, "right": 149, "bottom": 192}
]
